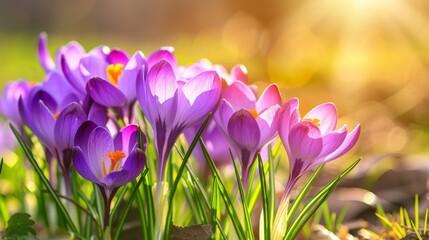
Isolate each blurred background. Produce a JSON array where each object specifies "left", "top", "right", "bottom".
[{"left": 1, "top": 0, "right": 429, "bottom": 226}]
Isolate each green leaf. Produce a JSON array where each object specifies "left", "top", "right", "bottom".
[
  {"left": 4, "top": 213, "right": 36, "bottom": 238},
  {"left": 258, "top": 154, "right": 270, "bottom": 240},
  {"left": 10, "top": 124, "right": 79, "bottom": 234}
]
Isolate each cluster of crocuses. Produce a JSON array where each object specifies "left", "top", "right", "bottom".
[{"left": 0, "top": 33, "right": 360, "bottom": 231}]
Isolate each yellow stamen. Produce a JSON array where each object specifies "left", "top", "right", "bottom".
[
  {"left": 303, "top": 118, "right": 320, "bottom": 126},
  {"left": 249, "top": 109, "right": 259, "bottom": 118},
  {"left": 53, "top": 112, "right": 60, "bottom": 119},
  {"left": 106, "top": 64, "right": 125, "bottom": 87},
  {"left": 105, "top": 150, "right": 126, "bottom": 172}
]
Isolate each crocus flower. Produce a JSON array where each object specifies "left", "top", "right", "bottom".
[
  {"left": 278, "top": 98, "right": 361, "bottom": 197},
  {"left": 0, "top": 80, "right": 33, "bottom": 128},
  {"left": 73, "top": 121, "right": 146, "bottom": 229},
  {"left": 137, "top": 48, "right": 221, "bottom": 182},
  {"left": 215, "top": 82, "right": 282, "bottom": 185}
]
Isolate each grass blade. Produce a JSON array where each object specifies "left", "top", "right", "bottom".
[
  {"left": 258, "top": 154, "right": 270, "bottom": 240},
  {"left": 10, "top": 124, "right": 79, "bottom": 234}
]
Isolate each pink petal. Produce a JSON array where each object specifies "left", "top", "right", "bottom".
[
  {"left": 288, "top": 121, "right": 323, "bottom": 163},
  {"left": 147, "top": 61, "right": 177, "bottom": 104},
  {"left": 256, "top": 84, "right": 282, "bottom": 113},
  {"left": 222, "top": 81, "right": 256, "bottom": 110},
  {"left": 323, "top": 124, "right": 361, "bottom": 163},
  {"left": 303, "top": 103, "right": 338, "bottom": 133},
  {"left": 230, "top": 65, "right": 248, "bottom": 83},
  {"left": 256, "top": 105, "right": 281, "bottom": 148}
]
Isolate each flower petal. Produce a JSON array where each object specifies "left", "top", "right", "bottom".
[
  {"left": 256, "top": 105, "right": 281, "bottom": 148},
  {"left": 37, "top": 32, "right": 55, "bottom": 72},
  {"left": 222, "top": 81, "right": 256, "bottom": 110},
  {"left": 147, "top": 61, "right": 177, "bottom": 104},
  {"left": 146, "top": 47, "right": 178, "bottom": 70},
  {"left": 118, "top": 51, "right": 145, "bottom": 101},
  {"left": 54, "top": 103, "right": 86, "bottom": 152},
  {"left": 288, "top": 121, "right": 323, "bottom": 164},
  {"left": 227, "top": 109, "right": 261, "bottom": 150},
  {"left": 73, "top": 147, "right": 101, "bottom": 184},
  {"left": 316, "top": 127, "right": 347, "bottom": 160},
  {"left": 86, "top": 126, "right": 114, "bottom": 180},
  {"left": 323, "top": 124, "right": 361, "bottom": 163},
  {"left": 107, "top": 49, "right": 130, "bottom": 65},
  {"left": 256, "top": 84, "right": 282, "bottom": 113},
  {"left": 278, "top": 98, "right": 300, "bottom": 154},
  {"left": 114, "top": 124, "right": 145, "bottom": 153},
  {"left": 74, "top": 120, "right": 98, "bottom": 155},
  {"left": 214, "top": 99, "right": 235, "bottom": 136},
  {"left": 86, "top": 77, "right": 127, "bottom": 107},
  {"left": 230, "top": 65, "right": 248, "bottom": 83},
  {"left": 303, "top": 103, "right": 338, "bottom": 133}
]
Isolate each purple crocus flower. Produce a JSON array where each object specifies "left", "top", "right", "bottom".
[
  {"left": 0, "top": 80, "right": 33, "bottom": 128},
  {"left": 137, "top": 49, "right": 221, "bottom": 182},
  {"left": 278, "top": 98, "right": 361, "bottom": 197},
  {"left": 73, "top": 121, "right": 146, "bottom": 228},
  {"left": 215, "top": 83, "right": 282, "bottom": 185}
]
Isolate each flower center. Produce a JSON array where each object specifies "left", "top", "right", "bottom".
[
  {"left": 106, "top": 64, "right": 125, "bottom": 87},
  {"left": 303, "top": 118, "right": 320, "bottom": 126},
  {"left": 53, "top": 112, "right": 60, "bottom": 119},
  {"left": 248, "top": 109, "right": 259, "bottom": 118},
  {"left": 101, "top": 150, "right": 126, "bottom": 176}
]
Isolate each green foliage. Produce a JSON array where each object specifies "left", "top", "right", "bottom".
[
  {"left": 3, "top": 213, "right": 36, "bottom": 239},
  {"left": 0, "top": 158, "right": 3, "bottom": 175}
]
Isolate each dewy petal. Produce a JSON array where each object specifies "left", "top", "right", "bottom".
[
  {"left": 37, "top": 32, "right": 56, "bottom": 72},
  {"left": 107, "top": 49, "right": 130, "bottom": 65},
  {"left": 114, "top": 124, "right": 144, "bottom": 154},
  {"left": 146, "top": 47, "right": 178, "bottom": 70},
  {"left": 323, "top": 124, "right": 361, "bottom": 163},
  {"left": 304, "top": 103, "right": 338, "bottom": 133},
  {"left": 118, "top": 51, "right": 145, "bottom": 101},
  {"left": 87, "top": 127, "right": 114, "bottom": 180},
  {"left": 256, "top": 105, "right": 281, "bottom": 148},
  {"left": 227, "top": 109, "right": 261, "bottom": 150},
  {"left": 73, "top": 147, "right": 101, "bottom": 184},
  {"left": 222, "top": 81, "right": 256, "bottom": 110},
  {"left": 147, "top": 60, "right": 177, "bottom": 103},
  {"left": 256, "top": 84, "right": 282, "bottom": 113},
  {"left": 288, "top": 121, "right": 323, "bottom": 163},
  {"left": 86, "top": 77, "right": 127, "bottom": 107},
  {"left": 54, "top": 103, "right": 86, "bottom": 152}
]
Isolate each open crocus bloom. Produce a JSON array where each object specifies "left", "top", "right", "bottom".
[
  {"left": 73, "top": 122, "right": 146, "bottom": 196},
  {"left": 279, "top": 98, "right": 361, "bottom": 196},
  {"left": 215, "top": 83, "right": 282, "bottom": 184},
  {"left": 0, "top": 80, "right": 33, "bottom": 128},
  {"left": 137, "top": 49, "right": 221, "bottom": 182}
]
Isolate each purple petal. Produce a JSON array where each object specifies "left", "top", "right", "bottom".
[
  {"left": 146, "top": 47, "right": 178, "bottom": 70},
  {"left": 61, "top": 54, "right": 86, "bottom": 96},
  {"left": 303, "top": 103, "right": 338, "bottom": 133},
  {"left": 227, "top": 110, "right": 261, "bottom": 150},
  {"left": 118, "top": 51, "right": 145, "bottom": 101},
  {"left": 101, "top": 148, "right": 146, "bottom": 189},
  {"left": 86, "top": 77, "right": 127, "bottom": 107},
  {"left": 37, "top": 32, "right": 55, "bottom": 72},
  {"left": 33, "top": 101, "right": 56, "bottom": 149},
  {"left": 114, "top": 124, "right": 145, "bottom": 154},
  {"left": 74, "top": 120, "right": 98, "bottom": 154},
  {"left": 0, "top": 80, "right": 32, "bottom": 126},
  {"left": 316, "top": 128, "right": 347, "bottom": 160},
  {"left": 80, "top": 53, "right": 108, "bottom": 81},
  {"left": 256, "top": 84, "right": 282, "bottom": 113},
  {"left": 278, "top": 98, "right": 300, "bottom": 155},
  {"left": 54, "top": 103, "right": 86, "bottom": 152},
  {"left": 147, "top": 61, "right": 177, "bottom": 103},
  {"left": 86, "top": 126, "right": 114, "bottom": 180},
  {"left": 107, "top": 49, "right": 130, "bottom": 65},
  {"left": 222, "top": 81, "right": 256, "bottom": 110},
  {"left": 323, "top": 124, "right": 361, "bottom": 162},
  {"left": 214, "top": 99, "right": 235, "bottom": 137},
  {"left": 288, "top": 121, "right": 323, "bottom": 163},
  {"left": 73, "top": 147, "right": 101, "bottom": 184},
  {"left": 87, "top": 102, "right": 108, "bottom": 126},
  {"left": 176, "top": 70, "right": 221, "bottom": 127}
]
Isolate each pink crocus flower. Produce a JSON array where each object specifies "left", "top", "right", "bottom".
[
  {"left": 214, "top": 82, "right": 282, "bottom": 185},
  {"left": 279, "top": 98, "right": 361, "bottom": 197}
]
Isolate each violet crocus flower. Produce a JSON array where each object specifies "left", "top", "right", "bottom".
[
  {"left": 137, "top": 49, "right": 221, "bottom": 182},
  {"left": 278, "top": 98, "right": 361, "bottom": 197},
  {"left": 0, "top": 80, "right": 33, "bottom": 128},
  {"left": 215, "top": 83, "right": 282, "bottom": 185},
  {"left": 73, "top": 121, "right": 146, "bottom": 229}
]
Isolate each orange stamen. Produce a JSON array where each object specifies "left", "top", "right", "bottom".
[
  {"left": 303, "top": 118, "right": 320, "bottom": 126},
  {"left": 105, "top": 150, "right": 126, "bottom": 173},
  {"left": 106, "top": 64, "right": 125, "bottom": 87},
  {"left": 53, "top": 112, "right": 60, "bottom": 119},
  {"left": 248, "top": 109, "right": 259, "bottom": 118}
]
